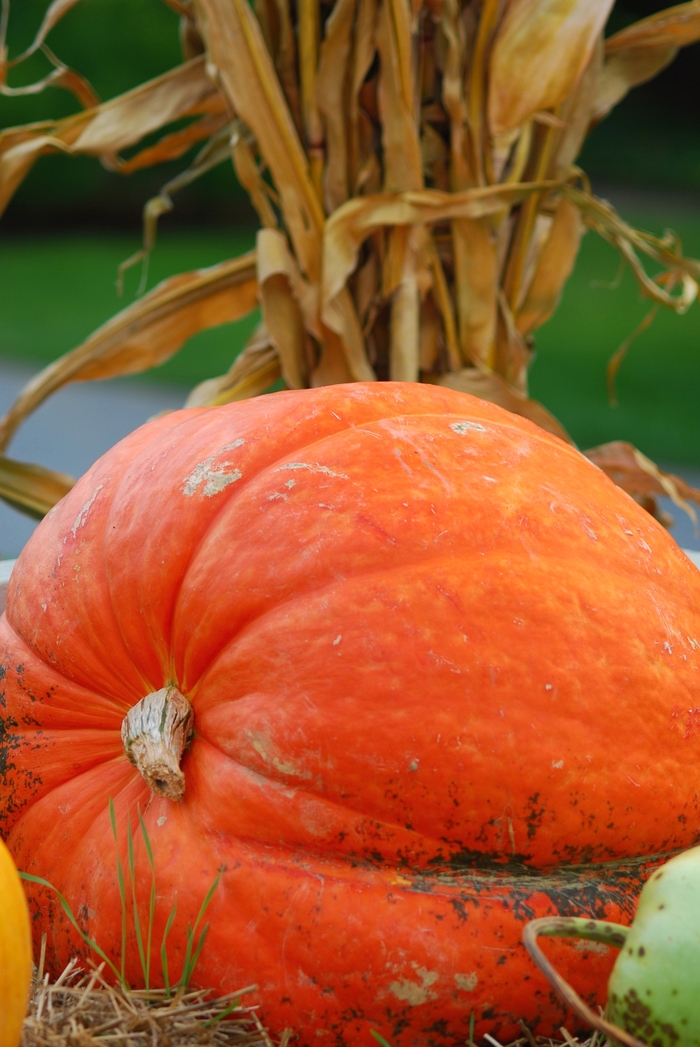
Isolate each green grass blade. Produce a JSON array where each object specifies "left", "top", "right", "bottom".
[
  {"left": 126, "top": 811, "right": 147, "bottom": 987},
  {"left": 176, "top": 868, "right": 223, "bottom": 991},
  {"left": 203, "top": 997, "right": 241, "bottom": 1027},
  {"left": 185, "top": 921, "right": 209, "bottom": 985},
  {"left": 109, "top": 797, "right": 128, "bottom": 986},
  {"left": 370, "top": 1032, "right": 393, "bottom": 1047},
  {"left": 137, "top": 807, "right": 156, "bottom": 990},
  {"left": 160, "top": 900, "right": 178, "bottom": 998},
  {"left": 20, "top": 871, "right": 125, "bottom": 987}
]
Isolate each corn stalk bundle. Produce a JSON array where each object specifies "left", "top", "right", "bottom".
[{"left": 2, "top": 0, "right": 700, "bottom": 521}]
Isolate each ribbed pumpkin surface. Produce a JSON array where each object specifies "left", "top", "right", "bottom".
[{"left": 2, "top": 383, "right": 700, "bottom": 1045}]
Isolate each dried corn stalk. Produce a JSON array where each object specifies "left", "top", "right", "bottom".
[{"left": 2, "top": 0, "right": 700, "bottom": 519}]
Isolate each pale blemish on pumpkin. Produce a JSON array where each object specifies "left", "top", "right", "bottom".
[
  {"left": 552, "top": 760, "right": 564, "bottom": 770},
  {"left": 388, "top": 967, "right": 438, "bottom": 1005},
  {"left": 70, "top": 484, "right": 104, "bottom": 537},
  {"left": 450, "top": 421, "right": 486, "bottom": 434},
  {"left": 276, "top": 462, "right": 349, "bottom": 479},
  {"left": 183, "top": 441, "right": 244, "bottom": 497},
  {"left": 332, "top": 635, "right": 342, "bottom": 645},
  {"left": 454, "top": 972, "right": 478, "bottom": 992},
  {"left": 687, "top": 637, "right": 700, "bottom": 650},
  {"left": 249, "top": 731, "right": 313, "bottom": 780}
]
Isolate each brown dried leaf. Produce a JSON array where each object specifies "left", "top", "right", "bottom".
[
  {"left": 316, "top": 0, "right": 356, "bottom": 212},
  {"left": 195, "top": 0, "right": 324, "bottom": 282},
  {"left": 185, "top": 324, "right": 282, "bottom": 406},
  {"left": 452, "top": 218, "right": 498, "bottom": 368},
  {"left": 0, "top": 57, "right": 222, "bottom": 217},
  {"left": 376, "top": 0, "right": 423, "bottom": 191},
  {"left": 585, "top": 441, "right": 700, "bottom": 531},
  {"left": 592, "top": 2, "right": 700, "bottom": 120},
  {"left": 347, "top": 0, "right": 378, "bottom": 193},
  {"left": 4, "top": 0, "right": 83, "bottom": 66},
  {"left": 593, "top": 47, "right": 677, "bottom": 123},
  {"left": 0, "top": 253, "right": 258, "bottom": 453},
  {"left": 567, "top": 184, "right": 700, "bottom": 310},
  {"left": 0, "top": 455, "right": 75, "bottom": 519},
  {"left": 258, "top": 228, "right": 314, "bottom": 387},
  {"left": 0, "top": 58, "right": 100, "bottom": 110},
  {"left": 549, "top": 36, "right": 603, "bottom": 177},
  {"left": 488, "top": 0, "right": 614, "bottom": 137},
  {"left": 517, "top": 195, "right": 583, "bottom": 334},
  {"left": 605, "top": 1, "right": 700, "bottom": 53},
  {"left": 119, "top": 107, "right": 229, "bottom": 174},
  {"left": 430, "top": 368, "right": 575, "bottom": 444},
  {"left": 231, "top": 121, "right": 279, "bottom": 229},
  {"left": 255, "top": 0, "right": 302, "bottom": 133},
  {"left": 321, "top": 180, "right": 558, "bottom": 332}
]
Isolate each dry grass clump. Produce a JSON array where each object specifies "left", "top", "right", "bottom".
[{"left": 23, "top": 953, "right": 292, "bottom": 1047}]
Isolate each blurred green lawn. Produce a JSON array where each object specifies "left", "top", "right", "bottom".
[{"left": 1, "top": 197, "right": 699, "bottom": 464}]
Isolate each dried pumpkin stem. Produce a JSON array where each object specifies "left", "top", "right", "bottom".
[{"left": 121, "top": 686, "right": 194, "bottom": 802}]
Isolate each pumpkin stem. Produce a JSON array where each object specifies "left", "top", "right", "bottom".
[{"left": 121, "top": 686, "right": 194, "bottom": 802}]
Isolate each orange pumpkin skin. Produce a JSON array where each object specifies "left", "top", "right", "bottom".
[{"left": 2, "top": 382, "right": 700, "bottom": 1045}]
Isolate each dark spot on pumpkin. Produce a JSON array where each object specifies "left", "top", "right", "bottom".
[{"left": 638, "top": 945, "right": 646, "bottom": 956}]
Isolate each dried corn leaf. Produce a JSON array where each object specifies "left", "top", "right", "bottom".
[
  {"left": 195, "top": 0, "right": 324, "bottom": 282},
  {"left": 321, "top": 180, "right": 559, "bottom": 326},
  {"left": 567, "top": 185, "right": 700, "bottom": 310},
  {"left": 0, "top": 59, "right": 100, "bottom": 110},
  {"left": 2, "top": 0, "right": 83, "bottom": 67},
  {"left": 0, "top": 57, "right": 222, "bottom": 217},
  {"left": 431, "top": 368, "right": 574, "bottom": 444},
  {"left": 593, "top": 2, "right": 700, "bottom": 120},
  {"left": 494, "top": 288, "right": 532, "bottom": 392},
  {"left": 255, "top": 0, "right": 302, "bottom": 133},
  {"left": 118, "top": 125, "right": 236, "bottom": 292},
  {"left": 605, "top": 1, "right": 700, "bottom": 53},
  {"left": 585, "top": 441, "right": 700, "bottom": 530},
  {"left": 549, "top": 37, "right": 602, "bottom": 177},
  {"left": 593, "top": 47, "right": 677, "bottom": 123},
  {"left": 311, "top": 326, "right": 356, "bottom": 384},
  {"left": 348, "top": 0, "right": 378, "bottom": 193},
  {"left": 316, "top": 0, "right": 356, "bottom": 212},
  {"left": 0, "top": 455, "right": 75, "bottom": 519},
  {"left": 119, "top": 108, "right": 229, "bottom": 173},
  {"left": 298, "top": 0, "right": 323, "bottom": 168},
  {"left": 231, "top": 122, "right": 279, "bottom": 229},
  {"left": 453, "top": 218, "right": 498, "bottom": 368},
  {"left": 517, "top": 195, "right": 582, "bottom": 334},
  {"left": 376, "top": 0, "right": 423, "bottom": 191},
  {"left": 488, "top": 0, "right": 614, "bottom": 137},
  {"left": 185, "top": 325, "right": 281, "bottom": 406},
  {"left": 258, "top": 228, "right": 314, "bottom": 387},
  {"left": 0, "top": 253, "right": 258, "bottom": 453},
  {"left": 389, "top": 227, "right": 421, "bottom": 381}
]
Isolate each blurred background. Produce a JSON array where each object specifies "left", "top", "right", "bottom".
[{"left": 1, "top": 0, "right": 700, "bottom": 557}]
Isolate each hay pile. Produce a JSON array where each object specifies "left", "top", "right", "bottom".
[{"left": 22, "top": 956, "right": 291, "bottom": 1047}]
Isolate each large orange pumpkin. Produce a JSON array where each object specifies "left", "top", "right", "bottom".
[{"left": 2, "top": 382, "right": 700, "bottom": 1046}]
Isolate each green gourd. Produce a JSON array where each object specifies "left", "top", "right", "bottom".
[{"left": 524, "top": 846, "right": 700, "bottom": 1047}]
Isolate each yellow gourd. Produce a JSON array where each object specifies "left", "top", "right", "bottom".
[{"left": 0, "top": 838, "right": 31, "bottom": 1047}]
